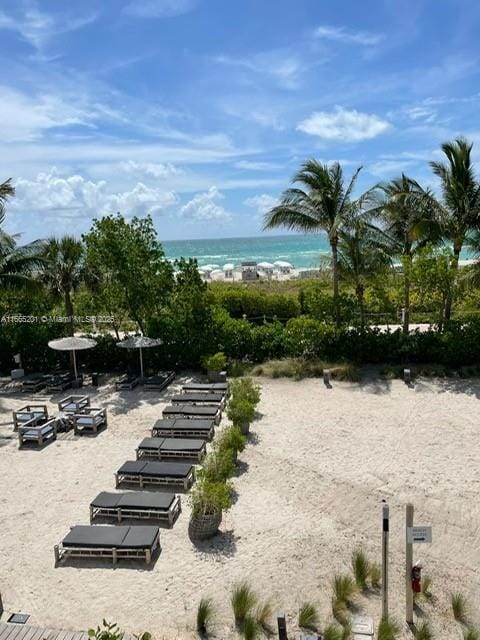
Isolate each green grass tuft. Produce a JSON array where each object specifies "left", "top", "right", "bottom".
[
  {"left": 377, "top": 616, "right": 400, "bottom": 640},
  {"left": 464, "top": 627, "right": 480, "bottom": 640},
  {"left": 254, "top": 601, "right": 273, "bottom": 632},
  {"left": 242, "top": 614, "right": 260, "bottom": 640},
  {"left": 196, "top": 597, "right": 215, "bottom": 636},
  {"left": 323, "top": 624, "right": 344, "bottom": 640},
  {"left": 333, "top": 573, "right": 357, "bottom": 605},
  {"left": 298, "top": 602, "right": 319, "bottom": 630},
  {"left": 451, "top": 592, "right": 469, "bottom": 623},
  {"left": 351, "top": 548, "right": 370, "bottom": 590},
  {"left": 414, "top": 620, "right": 433, "bottom": 640},
  {"left": 369, "top": 562, "right": 381, "bottom": 588},
  {"left": 251, "top": 358, "right": 359, "bottom": 381},
  {"left": 421, "top": 575, "right": 433, "bottom": 599},
  {"left": 231, "top": 582, "right": 257, "bottom": 626}
]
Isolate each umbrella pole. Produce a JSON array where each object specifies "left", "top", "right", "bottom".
[
  {"left": 73, "top": 349, "right": 78, "bottom": 380},
  {"left": 140, "top": 347, "right": 144, "bottom": 379}
]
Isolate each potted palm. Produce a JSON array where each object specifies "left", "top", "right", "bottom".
[
  {"left": 188, "top": 478, "right": 232, "bottom": 540},
  {"left": 203, "top": 352, "right": 227, "bottom": 383},
  {"left": 227, "top": 396, "right": 256, "bottom": 435}
]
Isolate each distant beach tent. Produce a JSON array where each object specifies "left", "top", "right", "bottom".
[
  {"left": 274, "top": 260, "right": 293, "bottom": 274},
  {"left": 48, "top": 336, "right": 96, "bottom": 380},
  {"left": 258, "top": 261, "right": 275, "bottom": 277},
  {"left": 116, "top": 335, "right": 163, "bottom": 379},
  {"left": 241, "top": 260, "right": 258, "bottom": 281},
  {"left": 223, "top": 263, "right": 234, "bottom": 278}
]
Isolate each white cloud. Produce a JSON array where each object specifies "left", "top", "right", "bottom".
[
  {"left": 235, "top": 160, "right": 282, "bottom": 171},
  {"left": 123, "top": 0, "right": 196, "bottom": 18},
  {"left": 0, "top": 4, "right": 97, "bottom": 56},
  {"left": 120, "top": 161, "right": 184, "bottom": 179},
  {"left": 314, "top": 25, "right": 384, "bottom": 46},
  {"left": 11, "top": 170, "right": 177, "bottom": 219},
  {"left": 297, "top": 106, "right": 390, "bottom": 142},
  {"left": 180, "top": 187, "right": 231, "bottom": 221},
  {"left": 214, "top": 50, "right": 305, "bottom": 90},
  {"left": 244, "top": 194, "right": 278, "bottom": 215}
]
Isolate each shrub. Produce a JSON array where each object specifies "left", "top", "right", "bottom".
[
  {"left": 231, "top": 581, "right": 257, "bottom": 626},
  {"left": 200, "top": 448, "right": 236, "bottom": 484},
  {"left": 323, "top": 624, "right": 344, "bottom": 640},
  {"left": 251, "top": 357, "right": 359, "bottom": 381},
  {"left": 451, "top": 592, "right": 469, "bottom": 623},
  {"left": 255, "top": 601, "right": 273, "bottom": 632},
  {"left": 298, "top": 602, "right": 318, "bottom": 630},
  {"left": 88, "top": 622, "right": 151, "bottom": 640},
  {"left": 202, "top": 351, "right": 227, "bottom": 372},
  {"left": 377, "top": 617, "right": 400, "bottom": 640},
  {"left": 421, "top": 575, "right": 433, "bottom": 600},
  {"left": 351, "top": 549, "right": 370, "bottom": 590},
  {"left": 230, "top": 377, "right": 261, "bottom": 406},
  {"left": 369, "top": 562, "right": 381, "bottom": 588},
  {"left": 227, "top": 397, "right": 256, "bottom": 427},
  {"left": 196, "top": 597, "right": 215, "bottom": 635},
  {"left": 464, "top": 628, "right": 480, "bottom": 640},
  {"left": 414, "top": 620, "right": 433, "bottom": 640},
  {"left": 217, "top": 425, "right": 247, "bottom": 456},
  {"left": 189, "top": 479, "right": 232, "bottom": 517}
]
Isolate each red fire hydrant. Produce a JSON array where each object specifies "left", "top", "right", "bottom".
[{"left": 412, "top": 563, "right": 422, "bottom": 593}]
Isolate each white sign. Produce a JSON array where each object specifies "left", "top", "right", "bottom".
[{"left": 407, "top": 526, "right": 432, "bottom": 544}]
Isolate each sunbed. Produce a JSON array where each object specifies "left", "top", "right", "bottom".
[
  {"left": 152, "top": 418, "right": 215, "bottom": 440},
  {"left": 136, "top": 437, "right": 206, "bottom": 462},
  {"left": 90, "top": 491, "right": 181, "bottom": 527},
  {"left": 115, "top": 460, "right": 195, "bottom": 490},
  {"left": 45, "top": 372, "right": 75, "bottom": 393},
  {"left": 18, "top": 418, "right": 57, "bottom": 449},
  {"left": 12, "top": 404, "right": 48, "bottom": 431},
  {"left": 54, "top": 524, "right": 160, "bottom": 565},
  {"left": 162, "top": 404, "right": 222, "bottom": 424},
  {"left": 143, "top": 370, "right": 175, "bottom": 391},
  {"left": 72, "top": 407, "right": 107, "bottom": 434},
  {"left": 58, "top": 395, "right": 90, "bottom": 414},
  {"left": 171, "top": 392, "right": 226, "bottom": 408},
  {"left": 21, "top": 374, "right": 47, "bottom": 393},
  {"left": 115, "top": 374, "right": 139, "bottom": 390},
  {"left": 182, "top": 382, "right": 229, "bottom": 396}
]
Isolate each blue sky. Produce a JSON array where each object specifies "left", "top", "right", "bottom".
[{"left": 1, "top": 0, "right": 480, "bottom": 242}]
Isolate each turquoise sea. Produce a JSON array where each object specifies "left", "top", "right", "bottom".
[{"left": 162, "top": 234, "right": 330, "bottom": 269}]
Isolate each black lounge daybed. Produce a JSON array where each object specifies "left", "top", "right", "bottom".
[
  {"left": 54, "top": 524, "right": 160, "bottom": 565},
  {"left": 182, "top": 381, "right": 229, "bottom": 395},
  {"left": 115, "top": 460, "right": 195, "bottom": 490},
  {"left": 152, "top": 418, "right": 215, "bottom": 440},
  {"left": 143, "top": 371, "right": 175, "bottom": 391},
  {"left": 136, "top": 437, "right": 207, "bottom": 462},
  {"left": 171, "top": 392, "right": 226, "bottom": 408},
  {"left": 90, "top": 491, "right": 181, "bottom": 527},
  {"left": 21, "top": 374, "right": 47, "bottom": 393},
  {"left": 115, "top": 374, "right": 139, "bottom": 390},
  {"left": 46, "top": 371, "right": 76, "bottom": 393},
  {"left": 162, "top": 404, "right": 222, "bottom": 424}
]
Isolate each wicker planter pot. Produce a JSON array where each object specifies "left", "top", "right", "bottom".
[
  {"left": 207, "top": 370, "right": 227, "bottom": 383},
  {"left": 189, "top": 511, "right": 222, "bottom": 540}
]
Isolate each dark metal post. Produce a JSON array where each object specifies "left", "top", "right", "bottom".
[{"left": 277, "top": 611, "right": 287, "bottom": 640}]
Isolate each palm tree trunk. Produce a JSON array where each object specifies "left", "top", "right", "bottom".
[
  {"left": 356, "top": 283, "right": 365, "bottom": 330},
  {"left": 403, "top": 255, "right": 411, "bottom": 335},
  {"left": 331, "top": 237, "right": 340, "bottom": 327},
  {"left": 443, "top": 244, "right": 461, "bottom": 321},
  {"left": 65, "top": 290, "right": 74, "bottom": 337}
]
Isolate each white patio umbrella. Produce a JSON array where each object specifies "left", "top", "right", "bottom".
[
  {"left": 116, "top": 335, "right": 163, "bottom": 378},
  {"left": 223, "top": 263, "right": 234, "bottom": 271},
  {"left": 274, "top": 260, "right": 293, "bottom": 268},
  {"left": 258, "top": 261, "right": 274, "bottom": 269},
  {"left": 48, "top": 336, "right": 96, "bottom": 379}
]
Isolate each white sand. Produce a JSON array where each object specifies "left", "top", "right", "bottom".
[{"left": 0, "top": 376, "right": 479, "bottom": 638}]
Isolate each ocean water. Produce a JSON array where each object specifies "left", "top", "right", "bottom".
[{"left": 162, "top": 234, "right": 330, "bottom": 269}]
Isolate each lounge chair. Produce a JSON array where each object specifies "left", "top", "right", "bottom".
[
  {"left": 21, "top": 374, "right": 47, "bottom": 393},
  {"left": 182, "top": 382, "right": 229, "bottom": 396},
  {"left": 12, "top": 404, "right": 48, "bottom": 431},
  {"left": 152, "top": 418, "right": 215, "bottom": 441},
  {"left": 171, "top": 392, "right": 226, "bottom": 408},
  {"left": 45, "top": 371, "right": 75, "bottom": 393},
  {"left": 54, "top": 524, "right": 160, "bottom": 566},
  {"left": 115, "top": 460, "right": 195, "bottom": 490},
  {"left": 136, "top": 437, "right": 206, "bottom": 463},
  {"left": 90, "top": 491, "right": 181, "bottom": 527},
  {"left": 58, "top": 395, "right": 90, "bottom": 414},
  {"left": 143, "top": 370, "right": 175, "bottom": 391},
  {"left": 162, "top": 404, "right": 222, "bottom": 424},
  {"left": 115, "top": 374, "right": 139, "bottom": 390},
  {"left": 72, "top": 407, "right": 107, "bottom": 435},
  {"left": 18, "top": 418, "right": 57, "bottom": 449}
]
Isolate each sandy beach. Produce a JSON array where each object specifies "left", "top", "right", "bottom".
[{"left": 0, "top": 375, "right": 479, "bottom": 638}]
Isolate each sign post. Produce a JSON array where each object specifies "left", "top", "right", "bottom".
[
  {"left": 382, "top": 502, "right": 389, "bottom": 619},
  {"left": 405, "top": 503, "right": 414, "bottom": 624}
]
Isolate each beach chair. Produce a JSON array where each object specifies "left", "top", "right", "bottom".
[
  {"left": 143, "top": 370, "right": 175, "bottom": 391},
  {"left": 12, "top": 404, "right": 48, "bottom": 431},
  {"left": 136, "top": 437, "right": 207, "bottom": 463},
  {"left": 171, "top": 392, "right": 226, "bottom": 408},
  {"left": 162, "top": 404, "right": 222, "bottom": 424},
  {"left": 21, "top": 374, "right": 47, "bottom": 393},
  {"left": 115, "top": 374, "right": 139, "bottom": 390},
  {"left": 54, "top": 525, "right": 160, "bottom": 566},
  {"left": 45, "top": 371, "right": 75, "bottom": 393},
  {"left": 58, "top": 395, "right": 90, "bottom": 414},
  {"left": 72, "top": 407, "right": 107, "bottom": 435},
  {"left": 182, "top": 381, "right": 229, "bottom": 396},
  {"left": 18, "top": 417, "right": 57, "bottom": 449},
  {"left": 90, "top": 491, "right": 181, "bottom": 527},
  {"left": 152, "top": 418, "right": 215, "bottom": 441},
  {"left": 115, "top": 460, "right": 195, "bottom": 490}
]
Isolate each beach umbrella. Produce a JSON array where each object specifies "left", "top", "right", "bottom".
[
  {"left": 274, "top": 260, "right": 293, "bottom": 268},
  {"left": 48, "top": 336, "right": 96, "bottom": 379},
  {"left": 223, "top": 263, "right": 234, "bottom": 271},
  {"left": 207, "top": 264, "right": 220, "bottom": 270},
  {"left": 116, "top": 335, "right": 163, "bottom": 378},
  {"left": 258, "top": 261, "right": 274, "bottom": 269}
]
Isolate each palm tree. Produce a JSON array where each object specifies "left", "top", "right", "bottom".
[
  {"left": 337, "top": 218, "right": 391, "bottom": 329},
  {"left": 41, "top": 236, "right": 85, "bottom": 336},
  {"left": 0, "top": 178, "right": 15, "bottom": 224},
  {"left": 430, "top": 137, "right": 480, "bottom": 320},
  {"left": 376, "top": 175, "right": 439, "bottom": 333},
  {"left": 0, "top": 232, "right": 45, "bottom": 289},
  {"left": 264, "top": 160, "right": 373, "bottom": 326}
]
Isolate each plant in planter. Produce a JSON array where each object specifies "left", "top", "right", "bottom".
[
  {"left": 202, "top": 352, "right": 227, "bottom": 382},
  {"left": 230, "top": 377, "right": 261, "bottom": 407},
  {"left": 217, "top": 425, "right": 247, "bottom": 462},
  {"left": 188, "top": 478, "right": 232, "bottom": 540},
  {"left": 201, "top": 445, "right": 236, "bottom": 482},
  {"left": 227, "top": 396, "right": 256, "bottom": 435}
]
